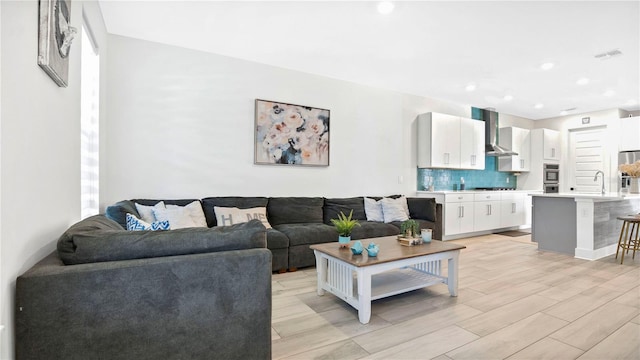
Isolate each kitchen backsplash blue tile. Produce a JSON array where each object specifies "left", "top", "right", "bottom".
[{"left": 417, "top": 156, "right": 517, "bottom": 191}]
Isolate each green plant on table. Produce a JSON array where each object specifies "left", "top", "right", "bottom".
[
  {"left": 330, "top": 210, "right": 360, "bottom": 237},
  {"left": 400, "top": 219, "right": 419, "bottom": 238}
]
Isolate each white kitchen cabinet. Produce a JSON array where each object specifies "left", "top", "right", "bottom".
[
  {"left": 542, "top": 129, "right": 561, "bottom": 161},
  {"left": 416, "top": 190, "right": 530, "bottom": 240},
  {"left": 443, "top": 193, "right": 474, "bottom": 235},
  {"left": 620, "top": 116, "right": 640, "bottom": 151},
  {"left": 500, "top": 192, "right": 526, "bottom": 228},
  {"left": 498, "top": 127, "right": 531, "bottom": 172},
  {"left": 460, "top": 118, "right": 486, "bottom": 170},
  {"left": 473, "top": 193, "right": 501, "bottom": 231},
  {"left": 417, "top": 112, "right": 484, "bottom": 170}
]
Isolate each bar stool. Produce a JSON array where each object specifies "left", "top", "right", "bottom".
[{"left": 616, "top": 215, "right": 640, "bottom": 264}]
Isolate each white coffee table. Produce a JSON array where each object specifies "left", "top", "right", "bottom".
[{"left": 310, "top": 236, "right": 466, "bottom": 324}]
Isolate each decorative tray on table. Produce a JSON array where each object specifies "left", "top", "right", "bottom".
[{"left": 397, "top": 236, "right": 423, "bottom": 246}]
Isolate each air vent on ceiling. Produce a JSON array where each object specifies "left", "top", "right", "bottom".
[{"left": 594, "top": 49, "right": 622, "bottom": 60}]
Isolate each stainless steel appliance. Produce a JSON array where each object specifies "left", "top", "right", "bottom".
[
  {"left": 543, "top": 163, "right": 559, "bottom": 193},
  {"left": 481, "top": 109, "right": 518, "bottom": 157},
  {"left": 619, "top": 150, "right": 640, "bottom": 191}
]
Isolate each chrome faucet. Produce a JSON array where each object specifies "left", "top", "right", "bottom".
[{"left": 594, "top": 170, "right": 605, "bottom": 195}]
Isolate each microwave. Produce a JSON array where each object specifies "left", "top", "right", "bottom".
[{"left": 543, "top": 163, "right": 559, "bottom": 184}]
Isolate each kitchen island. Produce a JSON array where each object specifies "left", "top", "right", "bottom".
[{"left": 531, "top": 192, "right": 640, "bottom": 260}]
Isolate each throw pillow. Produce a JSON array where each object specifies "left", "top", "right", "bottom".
[
  {"left": 364, "top": 197, "right": 384, "bottom": 222},
  {"left": 153, "top": 207, "right": 200, "bottom": 229},
  {"left": 166, "top": 200, "right": 207, "bottom": 227},
  {"left": 135, "top": 201, "right": 166, "bottom": 223},
  {"left": 380, "top": 196, "right": 410, "bottom": 223},
  {"left": 213, "top": 206, "right": 272, "bottom": 229},
  {"left": 235, "top": 207, "right": 272, "bottom": 229},
  {"left": 126, "top": 213, "right": 170, "bottom": 231}
]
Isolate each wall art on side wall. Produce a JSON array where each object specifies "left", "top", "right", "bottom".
[
  {"left": 38, "top": 0, "right": 77, "bottom": 87},
  {"left": 255, "top": 99, "right": 330, "bottom": 166}
]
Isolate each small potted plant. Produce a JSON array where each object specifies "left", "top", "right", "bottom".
[
  {"left": 400, "top": 219, "right": 419, "bottom": 238},
  {"left": 331, "top": 210, "right": 360, "bottom": 248}
]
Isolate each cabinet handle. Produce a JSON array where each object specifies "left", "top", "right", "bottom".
[
  {"left": 461, "top": 206, "right": 465, "bottom": 218},
  {"left": 458, "top": 206, "right": 462, "bottom": 218},
  {"left": 551, "top": 148, "right": 555, "bottom": 158},
  {"left": 471, "top": 155, "right": 476, "bottom": 166},
  {"left": 520, "top": 159, "right": 524, "bottom": 168},
  {"left": 444, "top": 153, "right": 450, "bottom": 164},
  {"left": 512, "top": 203, "right": 516, "bottom": 213}
]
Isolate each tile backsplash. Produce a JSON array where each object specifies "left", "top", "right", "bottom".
[{"left": 417, "top": 156, "right": 517, "bottom": 190}]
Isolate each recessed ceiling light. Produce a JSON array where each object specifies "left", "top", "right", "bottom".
[
  {"left": 503, "top": 95, "right": 513, "bottom": 101},
  {"left": 377, "top": 1, "right": 395, "bottom": 14},
  {"left": 560, "top": 110, "right": 568, "bottom": 116},
  {"left": 576, "top": 78, "right": 589, "bottom": 85},
  {"left": 603, "top": 90, "right": 616, "bottom": 97},
  {"left": 465, "top": 83, "right": 476, "bottom": 92},
  {"left": 540, "top": 62, "right": 554, "bottom": 70},
  {"left": 534, "top": 103, "right": 544, "bottom": 109}
]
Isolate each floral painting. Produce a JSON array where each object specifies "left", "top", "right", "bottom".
[{"left": 255, "top": 99, "right": 330, "bottom": 166}]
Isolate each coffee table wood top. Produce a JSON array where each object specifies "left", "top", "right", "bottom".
[{"left": 310, "top": 236, "right": 466, "bottom": 267}]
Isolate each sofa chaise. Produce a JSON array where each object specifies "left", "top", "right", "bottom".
[{"left": 15, "top": 216, "right": 272, "bottom": 360}]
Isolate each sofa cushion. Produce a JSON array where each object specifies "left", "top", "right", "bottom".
[
  {"left": 214, "top": 206, "right": 272, "bottom": 229},
  {"left": 153, "top": 206, "right": 205, "bottom": 229},
  {"left": 202, "top": 197, "right": 269, "bottom": 227},
  {"left": 268, "top": 197, "right": 324, "bottom": 226},
  {"left": 407, "top": 197, "right": 437, "bottom": 222},
  {"left": 273, "top": 223, "right": 336, "bottom": 246},
  {"left": 126, "top": 213, "right": 170, "bottom": 231},
  {"left": 135, "top": 201, "right": 166, "bottom": 223},
  {"left": 351, "top": 221, "right": 400, "bottom": 239},
  {"left": 57, "top": 215, "right": 266, "bottom": 265},
  {"left": 105, "top": 200, "right": 140, "bottom": 229},
  {"left": 364, "top": 197, "right": 384, "bottom": 222},
  {"left": 380, "top": 196, "right": 410, "bottom": 222},
  {"left": 323, "top": 197, "right": 366, "bottom": 224}
]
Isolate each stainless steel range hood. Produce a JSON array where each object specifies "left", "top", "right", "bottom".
[{"left": 481, "top": 109, "right": 518, "bottom": 157}]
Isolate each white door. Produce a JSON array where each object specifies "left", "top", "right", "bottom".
[{"left": 568, "top": 127, "right": 607, "bottom": 193}]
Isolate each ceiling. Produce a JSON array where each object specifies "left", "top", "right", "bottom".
[{"left": 98, "top": 0, "right": 640, "bottom": 120}]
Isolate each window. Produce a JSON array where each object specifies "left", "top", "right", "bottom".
[{"left": 80, "top": 23, "right": 99, "bottom": 219}]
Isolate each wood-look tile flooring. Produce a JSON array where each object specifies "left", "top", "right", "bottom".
[{"left": 271, "top": 234, "right": 640, "bottom": 359}]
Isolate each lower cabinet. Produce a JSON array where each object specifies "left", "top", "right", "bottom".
[
  {"left": 418, "top": 191, "right": 529, "bottom": 240},
  {"left": 500, "top": 193, "right": 526, "bottom": 228},
  {"left": 443, "top": 193, "right": 475, "bottom": 235},
  {"left": 473, "top": 192, "right": 501, "bottom": 232}
]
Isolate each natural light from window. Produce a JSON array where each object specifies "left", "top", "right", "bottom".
[{"left": 81, "top": 24, "right": 99, "bottom": 219}]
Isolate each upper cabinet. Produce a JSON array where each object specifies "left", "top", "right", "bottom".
[
  {"left": 460, "top": 118, "right": 486, "bottom": 170},
  {"left": 529, "top": 128, "right": 561, "bottom": 161},
  {"left": 498, "top": 127, "right": 531, "bottom": 172},
  {"left": 417, "top": 112, "right": 484, "bottom": 170},
  {"left": 542, "top": 129, "right": 561, "bottom": 161},
  {"left": 620, "top": 116, "right": 640, "bottom": 152}
]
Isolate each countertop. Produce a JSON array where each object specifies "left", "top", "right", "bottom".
[{"left": 529, "top": 192, "right": 640, "bottom": 200}]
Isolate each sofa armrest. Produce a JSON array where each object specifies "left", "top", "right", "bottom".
[
  {"left": 434, "top": 203, "right": 443, "bottom": 240},
  {"left": 16, "top": 249, "right": 272, "bottom": 360}
]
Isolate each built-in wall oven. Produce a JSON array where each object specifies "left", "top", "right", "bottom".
[{"left": 543, "top": 163, "right": 559, "bottom": 193}]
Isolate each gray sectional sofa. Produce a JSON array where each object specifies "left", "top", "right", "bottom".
[
  {"left": 15, "top": 216, "right": 272, "bottom": 360},
  {"left": 105, "top": 195, "right": 442, "bottom": 272}
]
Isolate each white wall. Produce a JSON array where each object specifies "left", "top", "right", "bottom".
[
  {"left": 104, "top": 35, "right": 472, "bottom": 204},
  {"left": 0, "top": 1, "right": 106, "bottom": 358}
]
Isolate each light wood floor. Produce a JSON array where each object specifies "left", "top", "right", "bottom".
[{"left": 271, "top": 233, "right": 640, "bottom": 359}]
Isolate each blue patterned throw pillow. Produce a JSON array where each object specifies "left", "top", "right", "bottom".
[{"left": 126, "top": 213, "right": 170, "bottom": 231}]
